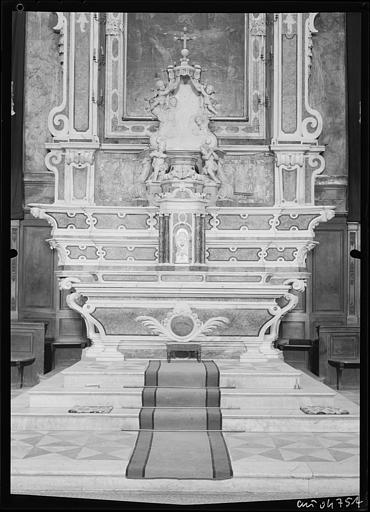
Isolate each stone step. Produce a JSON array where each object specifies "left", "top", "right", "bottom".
[
  {"left": 11, "top": 406, "right": 359, "bottom": 432},
  {"left": 11, "top": 472, "right": 359, "bottom": 498},
  {"left": 60, "top": 359, "right": 302, "bottom": 390},
  {"left": 62, "top": 370, "right": 301, "bottom": 389},
  {"left": 28, "top": 388, "right": 336, "bottom": 409}
]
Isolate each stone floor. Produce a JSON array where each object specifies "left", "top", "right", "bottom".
[{"left": 12, "top": 429, "right": 359, "bottom": 465}]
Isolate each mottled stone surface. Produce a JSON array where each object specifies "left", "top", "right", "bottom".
[
  {"left": 222, "top": 154, "right": 274, "bottom": 206},
  {"left": 94, "top": 152, "right": 144, "bottom": 206},
  {"left": 92, "top": 308, "right": 168, "bottom": 335},
  {"left": 207, "top": 247, "right": 261, "bottom": 262},
  {"left": 50, "top": 213, "right": 89, "bottom": 229},
  {"left": 281, "top": 32, "right": 298, "bottom": 133},
  {"left": 195, "top": 309, "right": 273, "bottom": 336},
  {"left": 310, "top": 13, "right": 347, "bottom": 176},
  {"left": 94, "top": 213, "right": 151, "bottom": 230},
  {"left": 24, "top": 12, "right": 61, "bottom": 174},
  {"left": 73, "top": 14, "right": 90, "bottom": 132}
]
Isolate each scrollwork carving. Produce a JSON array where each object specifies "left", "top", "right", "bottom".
[
  {"left": 137, "top": 302, "right": 229, "bottom": 343},
  {"left": 30, "top": 207, "right": 58, "bottom": 231}
]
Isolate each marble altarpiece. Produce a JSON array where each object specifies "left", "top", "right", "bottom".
[{"left": 29, "top": 12, "right": 336, "bottom": 362}]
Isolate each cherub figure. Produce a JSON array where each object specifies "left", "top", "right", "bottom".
[
  {"left": 149, "top": 138, "right": 168, "bottom": 181},
  {"left": 203, "top": 84, "right": 218, "bottom": 116},
  {"left": 201, "top": 142, "right": 221, "bottom": 184},
  {"left": 145, "top": 77, "right": 179, "bottom": 116}
]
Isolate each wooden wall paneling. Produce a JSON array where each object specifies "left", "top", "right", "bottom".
[
  {"left": 19, "top": 217, "right": 56, "bottom": 339},
  {"left": 11, "top": 321, "right": 45, "bottom": 386},
  {"left": 319, "top": 326, "right": 360, "bottom": 387},
  {"left": 11, "top": 220, "right": 20, "bottom": 320},
  {"left": 310, "top": 215, "right": 348, "bottom": 329}
]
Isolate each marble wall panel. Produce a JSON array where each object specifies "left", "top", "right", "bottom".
[
  {"left": 207, "top": 247, "right": 261, "bottom": 262},
  {"left": 94, "top": 213, "right": 152, "bottom": 230},
  {"left": 216, "top": 214, "right": 274, "bottom": 230},
  {"left": 310, "top": 13, "right": 347, "bottom": 176},
  {"left": 94, "top": 152, "right": 145, "bottom": 206},
  {"left": 49, "top": 212, "right": 89, "bottom": 229},
  {"left": 281, "top": 32, "right": 297, "bottom": 133},
  {"left": 67, "top": 246, "right": 99, "bottom": 260},
  {"left": 92, "top": 308, "right": 168, "bottom": 335},
  {"left": 194, "top": 309, "right": 273, "bottom": 336},
  {"left": 222, "top": 154, "right": 274, "bottom": 206},
  {"left": 265, "top": 247, "right": 296, "bottom": 261},
  {"left": 24, "top": 12, "right": 61, "bottom": 174},
  {"left": 103, "top": 246, "right": 157, "bottom": 261},
  {"left": 276, "top": 214, "right": 318, "bottom": 230}
]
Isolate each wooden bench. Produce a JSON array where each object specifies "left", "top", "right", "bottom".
[
  {"left": 51, "top": 341, "right": 89, "bottom": 369},
  {"left": 277, "top": 338, "right": 319, "bottom": 376},
  {"left": 166, "top": 343, "right": 201, "bottom": 363},
  {"left": 328, "top": 359, "right": 360, "bottom": 390},
  {"left": 11, "top": 354, "right": 35, "bottom": 388}
]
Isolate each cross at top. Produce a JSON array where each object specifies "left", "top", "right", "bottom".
[{"left": 174, "top": 27, "right": 196, "bottom": 51}]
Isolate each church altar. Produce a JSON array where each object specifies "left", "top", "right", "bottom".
[{"left": 29, "top": 14, "right": 335, "bottom": 362}]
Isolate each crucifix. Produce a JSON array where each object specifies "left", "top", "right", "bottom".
[{"left": 174, "top": 27, "right": 196, "bottom": 51}]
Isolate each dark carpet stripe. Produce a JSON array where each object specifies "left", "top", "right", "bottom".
[
  {"left": 126, "top": 431, "right": 153, "bottom": 478},
  {"left": 139, "top": 408, "right": 155, "bottom": 429},
  {"left": 203, "top": 361, "right": 219, "bottom": 387},
  {"left": 203, "top": 361, "right": 208, "bottom": 388},
  {"left": 207, "top": 431, "right": 233, "bottom": 480},
  {"left": 207, "top": 388, "right": 221, "bottom": 407},
  {"left": 142, "top": 387, "right": 155, "bottom": 407},
  {"left": 207, "top": 407, "right": 222, "bottom": 430},
  {"left": 206, "top": 431, "right": 216, "bottom": 478},
  {"left": 144, "top": 361, "right": 161, "bottom": 387}
]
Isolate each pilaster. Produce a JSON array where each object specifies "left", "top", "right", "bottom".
[{"left": 271, "top": 13, "right": 326, "bottom": 207}]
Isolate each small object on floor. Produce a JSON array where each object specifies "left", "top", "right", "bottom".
[
  {"left": 68, "top": 405, "right": 113, "bottom": 414},
  {"left": 300, "top": 405, "right": 349, "bottom": 415}
]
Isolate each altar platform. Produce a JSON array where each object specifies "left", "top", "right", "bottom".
[{"left": 11, "top": 358, "right": 359, "bottom": 503}]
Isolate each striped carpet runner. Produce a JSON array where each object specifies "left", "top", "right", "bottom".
[{"left": 126, "top": 360, "right": 233, "bottom": 479}]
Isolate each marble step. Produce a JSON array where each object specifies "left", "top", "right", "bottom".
[
  {"left": 61, "top": 359, "right": 303, "bottom": 390},
  {"left": 11, "top": 473, "right": 359, "bottom": 498},
  {"left": 62, "top": 369, "right": 301, "bottom": 389},
  {"left": 11, "top": 406, "right": 359, "bottom": 432},
  {"left": 27, "top": 388, "right": 336, "bottom": 409}
]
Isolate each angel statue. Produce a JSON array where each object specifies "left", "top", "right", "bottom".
[
  {"left": 130, "top": 153, "right": 152, "bottom": 199},
  {"left": 202, "top": 84, "right": 218, "bottom": 116},
  {"left": 190, "top": 78, "right": 218, "bottom": 116},
  {"left": 149, "top": 138, "right": 168, "bottom": 182},
  {"left": 145, "top": 77, "right": 179, "bottom": 116},
  {"left": 200, "top": 142, "right": 221, "bottom": 184}
]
